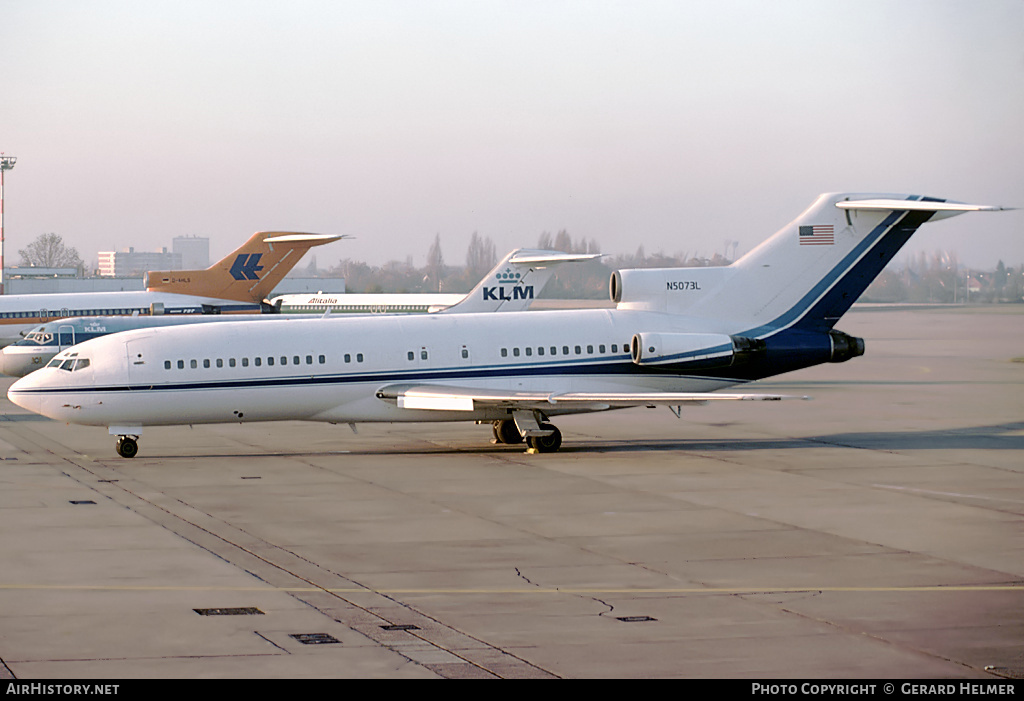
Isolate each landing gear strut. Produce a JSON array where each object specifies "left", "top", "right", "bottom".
[{"left": 115, "top": 436, "right": 139, "bottom": 459}]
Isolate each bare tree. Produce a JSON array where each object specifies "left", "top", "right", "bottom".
[
  {"left": 465, "top": 232, "right": 496, "bottom": 280},
  {"left": 426, "top": 233, "right": 445, "bottom": 291},
  {"left": 18, "top": 233, "right": 84, "bottom": 269}
]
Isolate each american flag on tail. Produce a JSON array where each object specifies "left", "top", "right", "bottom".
[{"left": 799, "top": 225, "right": 834, "bottom": 245}]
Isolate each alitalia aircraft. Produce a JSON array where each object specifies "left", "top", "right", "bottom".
[
  {"left": 8, "top": 193, "right": 1010, "bottom": 458},
  {"left": 0, "top": 231, "right": 342, "bottom": 346}
]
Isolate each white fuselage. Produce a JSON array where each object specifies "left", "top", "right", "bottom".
[{"left": 9, "top": 309, "right": 741, "bottom": 429}]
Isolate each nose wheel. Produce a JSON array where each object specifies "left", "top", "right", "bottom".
[{"left": 115, "top": 436, "right": 139, "bottom": 458}]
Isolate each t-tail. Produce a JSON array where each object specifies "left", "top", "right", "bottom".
[
  {"left": 145, "top": 232, "right": 346, "bottom": 303},
  {"left": 444, "top": 248, "right": 602, "bottom": 313},
  {"left": 612, "top": 193, "right": 1011, "bottom": 335}
]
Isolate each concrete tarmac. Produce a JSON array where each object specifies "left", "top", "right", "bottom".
[{"left": 0, "top": 306, "right": 1021, "bottom": 679}]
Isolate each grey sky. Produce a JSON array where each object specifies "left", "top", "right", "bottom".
[{"left": 2, "top": 0, "right": 1022, "bottom": 271}]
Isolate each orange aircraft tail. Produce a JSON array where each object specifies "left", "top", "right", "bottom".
[{"left": 145, "top": 232, "right": 344, "bottom": 303}]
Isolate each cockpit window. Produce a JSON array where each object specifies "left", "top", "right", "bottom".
[
  {"left": 24, "top": 329, "right": 53, "bottom": 345},
  {"left": 51, "top": 354, "right": 90, "bottom": 372}
]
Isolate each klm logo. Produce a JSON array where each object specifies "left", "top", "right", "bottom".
[
  {"left": 482, "top": 268, "right": 533, "bottom": 301},
  {"left": 229, "top": 253, "right": 264, "bottom": 281}
]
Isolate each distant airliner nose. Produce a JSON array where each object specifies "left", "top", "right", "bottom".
[{"left": 0, "top": 349, "right": 37, "bottom": 378}]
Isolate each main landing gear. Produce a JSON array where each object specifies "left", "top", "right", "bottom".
[
  {"left": 490, "top": 416, "right": 563, "bottom": 453},
  {"left": 115, "top": 435, "right": 139, "bottom": 459}
]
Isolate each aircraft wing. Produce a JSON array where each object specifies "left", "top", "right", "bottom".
[{"left": 375, "top": 383, "right": 805, "bottom": 412}]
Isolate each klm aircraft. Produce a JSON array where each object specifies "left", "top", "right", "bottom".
[{"left": 0, "top": 249, "right": 596, "bottom": 376}]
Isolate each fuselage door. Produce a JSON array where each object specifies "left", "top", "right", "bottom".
[
  {"left": 57, "top": 324, "right": 76, "bottom": 351},
  {"left": 125, "top": 337, "right": 153, "bottom": 390}
]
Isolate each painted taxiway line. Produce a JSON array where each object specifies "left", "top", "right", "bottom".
[{"left": 2, "top": 583, "right": 1021, "bottom": 594}]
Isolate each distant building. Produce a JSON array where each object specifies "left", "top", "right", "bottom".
[
  {"left": 97, "top": 247, "right": 182, "bottom": 277},
  {"left": 4, "top": 266, "right": 80, "bottom": 279},
  {"left": 173, "top": 236, "right": 210, "bottom": 269}
]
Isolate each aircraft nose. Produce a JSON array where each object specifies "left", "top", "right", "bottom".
[{"left": 7, "top": 373, "right": 46, "bottom": 416}]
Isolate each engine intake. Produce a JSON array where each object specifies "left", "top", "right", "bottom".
[{"left": 630, "top": 332, "right": 765, "bottom": 368}]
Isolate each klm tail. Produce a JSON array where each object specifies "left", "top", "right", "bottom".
[
  {"left": 613, "top": 193, "right": 1011, "bottom": 335},
  {"left": 145, "top": 232, "right": 345, "bottom": 303},
  {"left": 445, "top": 249, "right": 602, "bottom": 313}
]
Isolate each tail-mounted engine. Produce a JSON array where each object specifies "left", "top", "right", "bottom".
[
  {"left": 630, "top": 332, "right": 766, "bottom": 368},
  {"left": 828, "top": 330, "right": 865, "bottom": 363}
]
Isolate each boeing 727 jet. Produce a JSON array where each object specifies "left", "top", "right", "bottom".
[{"left": 8, "top": 193, "right": 1011, "bottom": 457}]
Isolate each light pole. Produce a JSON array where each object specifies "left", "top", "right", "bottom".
[{"left": 0, "top": 154, "right": 16, "bottom": 296}]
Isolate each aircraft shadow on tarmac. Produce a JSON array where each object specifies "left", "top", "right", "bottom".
[
  {"left": 90, "top": 421, "right": 1024, "bottom": 460},
  {"left": 561, "top": 421, "right": 1024, "bottom": 454}
]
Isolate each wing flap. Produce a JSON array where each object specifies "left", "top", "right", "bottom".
[{"left": 376, "top": 383, "right": 806, "bottom": 412}]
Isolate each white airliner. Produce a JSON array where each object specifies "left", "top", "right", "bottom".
[
  {"left": 269, "top": 291, "right": 465, "bottom": 314},
  {"left": 0, "top": 231, "right": 343, "bottom": 346},
  {"left": 0, "top": 249, "right": 598, "bottom": 376},
  {"left": 8, "top": 193, "right": 1010, "bottom": 458}
]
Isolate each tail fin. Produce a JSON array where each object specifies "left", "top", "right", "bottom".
[
  {"left": 444, "top": 249, "right": 602, "bottom": 313},
  {"left": 145, "top": 232, "right": 345, "bottom": 303},
  {"left": 613, "top": 193, "right": 1010, "bottom": 334}
]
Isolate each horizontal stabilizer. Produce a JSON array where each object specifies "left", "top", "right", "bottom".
[
  {"left": 263, "top": 234, "right": 350, "bottom": 244},
  {"left": 506, "top": 251, "right": 603, "bottom": 265},
  {"left": 836, "top": 199, "right": 1012, "bottom": 212}
]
